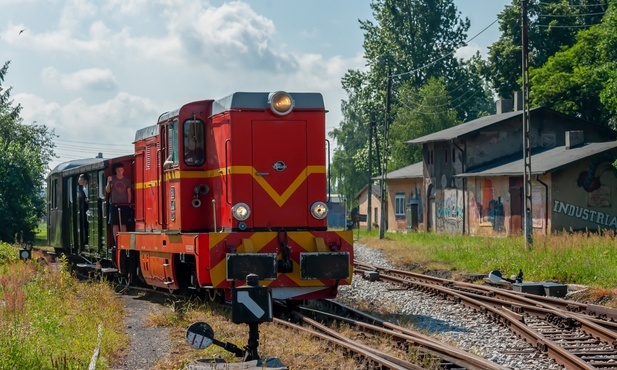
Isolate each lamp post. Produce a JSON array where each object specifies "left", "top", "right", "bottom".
[{"left": 379, "top": 64, "right": 392, "bottom": 240}]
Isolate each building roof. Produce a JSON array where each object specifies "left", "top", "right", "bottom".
[
  {"left": 354, "top": 184, "right": 382, "bottom": 200},
  {"left": 406, "top": 109, "right": 535, "bottom": 144},
  {"left": 456, "top": 141, "right": 617, "bottom": 177},
  {"left": 385, "top": 161, "right": 423, "bottom": 180}
]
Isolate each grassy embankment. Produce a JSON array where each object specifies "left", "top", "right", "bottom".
[
  {"left": 356, "top": 229, "right": 617, "bottom": 290},
  {"left": 0, "top": 225, "right": 126, "bottom": 370}
]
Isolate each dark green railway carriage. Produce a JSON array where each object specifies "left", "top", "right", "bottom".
[{"left": 46, "top": 156, "right": 131, "bottom": 259}]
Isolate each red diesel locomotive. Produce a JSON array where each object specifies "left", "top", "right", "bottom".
[{"left": 47, "top": 91, "right": 353, "bottom": 301}]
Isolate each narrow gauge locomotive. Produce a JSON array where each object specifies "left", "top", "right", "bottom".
[{"left": 47, "top": 91, "right": 353, "bottom": 301}]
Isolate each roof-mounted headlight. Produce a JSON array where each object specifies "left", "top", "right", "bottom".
[
  {"left": 311, "top": 201, "right": 328, "bottom": 220},
  {"left": 232, "top": 203, "right": 251, "bottom": 221},
  {"left": 268, "top": 91, "right": 294, "bottom": 116}
]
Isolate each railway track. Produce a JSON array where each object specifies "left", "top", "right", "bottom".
[
  {"left": 274, "top": 300, "right": 506, "bottom": 370},
  {"left": 354, "top": 260, "right": 617, "bottom": 369}
]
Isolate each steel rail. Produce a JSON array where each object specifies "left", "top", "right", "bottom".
[
  {"left": 355, "top": 262, "right": 605, "bottom": 369},
  {"left": 273, "top": 317, "right": 417, "bottom": 370},
  {"left": 299, "top": 301, "right": 508, "bottom": 370}
]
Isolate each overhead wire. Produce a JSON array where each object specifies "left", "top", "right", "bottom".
[
  {"left": 390, "top": 18, "right": 499, "bottom": 79},
  {"left": 536, "top": 1, "right": 607, "bottom": 7}
]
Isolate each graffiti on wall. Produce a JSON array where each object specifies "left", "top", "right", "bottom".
[
  {"left": 437, "top": 189, "right": 463, "bottom": 233},
  {"left": 577, "top": 156, "right": 617, "bottom": 193}
]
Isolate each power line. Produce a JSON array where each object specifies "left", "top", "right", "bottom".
[
  {"left": 391, "top": 18, "right": 499, "bottom": 79},
  {"left": 537, "top": 1, "right": 607, "bottom": 8},
  {"left": 536, "top": 23, "right": 599, "bottom": 28},
  {"left": 538, "top": 11, "right": 606, "bottom": 17},
  {"left": 54, "top": 138, "right": 132, "bottom": 148},
  {"left": 398, "top": 88, "right": 484, "bottom": 116}
]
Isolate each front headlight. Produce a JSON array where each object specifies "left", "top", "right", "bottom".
[
  {"left": 232, "top": 203, "right": 251, "bottom": 221},
  {"left": 268, "top": 91, "right": 294, "bottom": 115},
  {"left": 311, "top": 201, "right": 328, "bottom": 219}
]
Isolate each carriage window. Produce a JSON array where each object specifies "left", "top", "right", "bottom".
[
  {"left": 183, "top": 119, "right": 205, "bottom": 166},
  {"left": 53, "top": 179, "right": 58, "bottom": 208},
  {"left": 67, "top": 177, "right": 73, "bottom": 205},
  {"left": 98, "top": 171, "right": 106, "bottom": 199}
]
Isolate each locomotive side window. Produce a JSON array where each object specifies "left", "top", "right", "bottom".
[
  {"left": 183, "top": 119, "right": 205, "bottom": 166},
  {"left": 164, "top": 120, "right": 179, "bottom": 168}
]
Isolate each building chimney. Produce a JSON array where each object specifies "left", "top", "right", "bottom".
[
  {"left": 97, "top": 152, "right": 103, "bottom": 158},
  {"left": 565, "top": 131, "right": 584, "bottom": 149},
  {"left": 496, "top": 99, "right": 513, "bottom": 114},
  {"left": 513, "top": 91, "right": 523, "bottom": 111}
]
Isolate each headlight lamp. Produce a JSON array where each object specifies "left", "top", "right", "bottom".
[
  {"left": 268, "top": 91, "right": 294, "bottom": 115},
  {"left": 232, "top": 203, "right": 251, "bottom": 221},
  {"left": 311, "top": 201, "right": 328, "bottom": 220}
]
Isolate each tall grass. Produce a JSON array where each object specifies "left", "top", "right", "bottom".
[
  {"left": 358, "top": 230, "right": 617, "bottom": 288},
  {"left": 0, "top": 243, "right": 126, "bottom": 370}
]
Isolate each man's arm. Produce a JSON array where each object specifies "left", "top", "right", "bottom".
[{"left": 127, "top": 187, "right": 132, "bottom": 204}]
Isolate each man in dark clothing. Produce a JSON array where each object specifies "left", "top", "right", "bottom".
[{"left": 78, "top": 173, "right": 90, "bottom": 246}]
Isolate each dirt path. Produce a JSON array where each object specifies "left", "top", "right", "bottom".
[{"left": 110, "top": 291, "right": 174, "bottom": 370}]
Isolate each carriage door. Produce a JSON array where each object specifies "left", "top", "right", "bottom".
[{"left": 251, "top": 120, "right": 307, "bottom": 228}]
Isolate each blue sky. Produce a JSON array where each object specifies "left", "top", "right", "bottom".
[{"left": 1, "top": 0, "right": 510, "bottom": 171}]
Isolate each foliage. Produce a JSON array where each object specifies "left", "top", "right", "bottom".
[
  {"left": 529, "top": 26, "right": 609, "bottom": 123},
  {"left": 484, "top": 0, "right": 609, "bottom": 99},
  {"left": 0, "top": 61, "right": 56, "bottom": 243},
  {"left": 0, "top": 242, "right": 19, "bottom": 265},
  {"left": 0, "top": 255, "right": 126, "bottom": 369},
  {"left": 389, "top": 78, "right": 460, "bottom": 170},
  {"left": 330, "top": 0, "right": 493, "bottom": 203}
]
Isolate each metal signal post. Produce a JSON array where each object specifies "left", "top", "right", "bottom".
[
  {"left": 379, "top": 65, "right": 392, "bottom": 240},
  {"left": 522, "top": 0, "right": 533, "bottom": 247}
]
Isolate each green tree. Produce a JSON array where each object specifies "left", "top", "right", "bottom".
[
  {"left": 529, "top": 2, "right": 617, "bottom": 126},
  {"left": 0, "top": 61, "right": 56, "bottom": 243},
  {"left": 389, "top": 78, "right": 459, "bottom": 170},
  {"left": 485, "top": 0, "right": 608, "bottom": 99},
  {"left": 330, "top": 0, "right": 493, "bottom": 202}
]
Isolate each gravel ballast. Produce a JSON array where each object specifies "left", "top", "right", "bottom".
[{"left": 336, "top": 244, "right": 564, "bottom": 370}]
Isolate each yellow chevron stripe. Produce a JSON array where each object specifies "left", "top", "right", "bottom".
[{"left": 135, "top": 165, "right": 325, "bottom": 207}]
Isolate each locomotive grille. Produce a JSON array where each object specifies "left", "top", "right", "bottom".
[{"left": 146, "top": 144, "right": 151, "bottom": 170}]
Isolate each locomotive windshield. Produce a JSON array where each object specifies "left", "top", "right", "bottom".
[{"left": 183, "top": 120, "right": 205, "bottom": 166}]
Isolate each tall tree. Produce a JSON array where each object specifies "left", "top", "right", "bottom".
[
  {"left": 330, "top": 0, "right": 492, "bottom": 202},
  {"left": 0, "top": 61, "right": 56, "bottom": 243},
  {"left": 529, "top": 2, "right": 617, "bottom": 126},
  {"left": 485, "top": 0, "right": 608, "bottom": 99},
  {"left": 389, "top": 78, "right": 459, "bottom": 170}
]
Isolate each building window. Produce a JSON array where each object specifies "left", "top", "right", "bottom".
[
  {"left": 395, "top": 193, "right": 405, "bottom": 216},
  {"left": 445, "top": 149, "right": 448, "bottom": 163},
  {"left": 452, "top": 148, "right": 456, "bottom": 163}
]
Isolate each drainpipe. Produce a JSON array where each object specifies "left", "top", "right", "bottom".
[
  {"left": 536, "top": 175, "right": 549, "bottom": 235},
  {"left": 452, "top": 140, "right": 465, "bottom": 234}
]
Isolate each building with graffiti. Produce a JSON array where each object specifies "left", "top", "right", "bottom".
[{"left": 394, "top": 97, "right": 617, "bottom": 236}]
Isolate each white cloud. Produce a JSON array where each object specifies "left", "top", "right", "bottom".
[
  {"left": 42, "top": 67, "right": 118, "bottom": 91},
  {"left": 455, "top": 43, "right": 483, "bottom": 59},
  {"left": 3, "top": 0, "right": 369, "bottom": 170}
]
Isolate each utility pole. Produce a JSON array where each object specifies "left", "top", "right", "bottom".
[
  {"left": 522, "top": 0, "right": 533, "bottom": 247},
  {"left": 367, "top": 112, "right": 375, "bottom": 231},
  {"left": 379, "top": 65, "right": 392, "bottom": 240}
]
